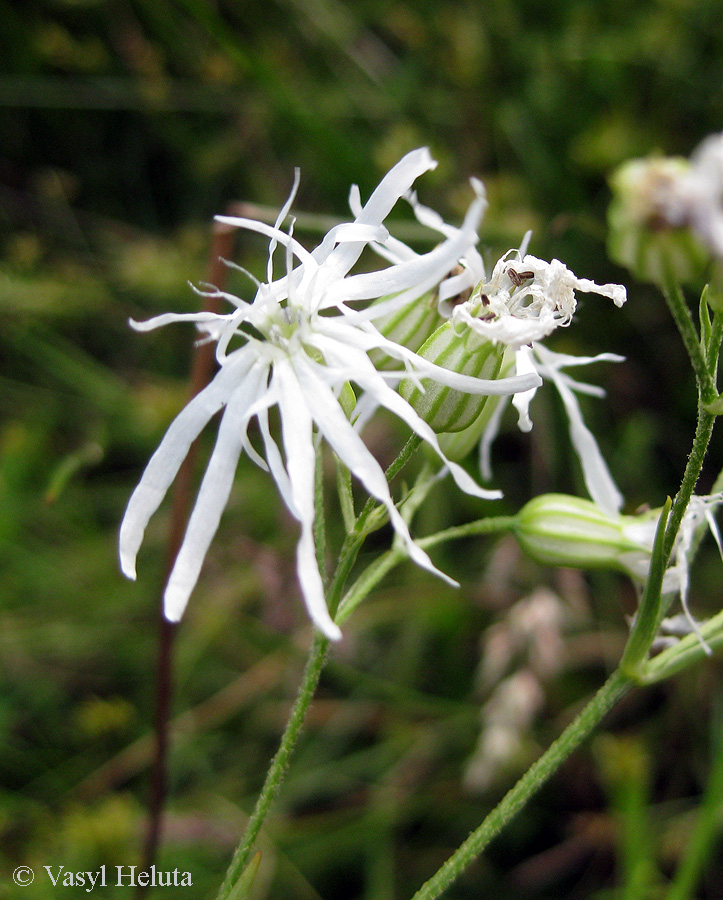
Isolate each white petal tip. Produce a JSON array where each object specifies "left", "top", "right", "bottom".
[
  {"left": 321, "top": 621, "right": 343, "bottom": 641},
  {"left": 163, "top": 585, "right": 190, "bottom": 623},
  {"left": 119, "top": 552, "right": 137, "bottom": 581}
]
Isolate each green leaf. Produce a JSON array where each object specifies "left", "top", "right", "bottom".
[{"left": 227, "top": 852, "right": 262, "bottom": 900}]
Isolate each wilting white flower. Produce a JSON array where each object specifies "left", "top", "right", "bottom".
[
  {"left": 670, "top": 132, "right": 723, "bottom": 259},
  {"left": 449, "top": 245, "right": 627, "bottom": 514},
  {"left": 119, "top": 149, "right": 539, "bottom": 640},
  {"left": 619, "top": 132, "right": 723, "bottom": 263}
]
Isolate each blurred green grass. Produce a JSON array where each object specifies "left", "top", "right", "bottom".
[{"left": 3, "top": 0, "right": 723, "bottom": 897}]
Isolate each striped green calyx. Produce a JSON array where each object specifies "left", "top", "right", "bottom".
[
  {"left": 514, "top": 494, "right": 653, "bottom": 574},
  {"left": 399, "top": 316, "right": 505, "bottom": 433}
]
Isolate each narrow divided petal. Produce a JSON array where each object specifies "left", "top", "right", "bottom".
[
  {"left": 291, "top": 354, "right": 462, "bottom": 585},
  {"left": 320, "top": 148, "right": 437, "bottom": 280},
  {"left": 546, "top": 367, "right": 623, "bottom": 515},
  {"left": 164, "top": 361, "right": 273, "bottom": 621},
  {"left": 275, "top": 360, "right": 342, "bottom": 640},
  {"left": 119, "top": 347, "right": 257, "bottom": 579},
  {"left": 511, "top": 347, "right": 540, "bottom": 433}
]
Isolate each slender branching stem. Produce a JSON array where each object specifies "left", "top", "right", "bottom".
[
  {"left": 410, "top": 671, "right": 632, "bottom": 900},
  {"left": 216, "top": 433, "right": 427, "bottom": 899},
  {"left": 216, "top": 632, "right": 330, "bottom": 899}
]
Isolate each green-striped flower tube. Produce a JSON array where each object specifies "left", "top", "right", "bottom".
[
  {"left": 398, "top": 317, "right": 506, "bottom": 433},
  {"left": 513, "top": 493, "right": 656, "bottom": 575},
  {"left": 370, "top": 291, "right": 446, "bottom": 370}
]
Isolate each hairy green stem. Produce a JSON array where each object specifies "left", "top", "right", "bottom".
[
  {"left": 662, "top": 277, "right": 715, "bottom": 400},
  {"left": 314, "top": 446, "right": 327, "bottom": 584},
  {"left": 621, "top": 498, "right": 671, "bottom": 677},
  {"left": 410, "top": 670, "right": 631, "bottom": 900},
  {"left": 216, "top": 632, "right": 330, "bottom": 899},
  {"left": 216, "top": 434, "right": 427, "bottom": 899},
  {"left": 337, "top": 516, "right": 517, "bottom": 625},
  {"left": 663, "top": 406, "right": 716, "bottom": 563}
]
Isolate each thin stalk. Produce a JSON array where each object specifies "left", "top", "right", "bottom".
[
  {"left": 663, "top": 406, "right": 716, "bottom": 563},
  {"left": 335, "top": 458, "right": 356, "bottom": 532},
  {"left": 708, "top": 308, "right": 723, "bottom": 379},
  {"left": 620, "top": 498, "right": 671, "bottom": 677},
  {"left": 216, "top": 632, "right": 330, "bottom": 900},
  {"left": 354, "top": 434, "right": 423, "bottom": 535},
  {"left": 410, "top": 670, "right": 631, "bottom": 900},
  {"left": 314, "top": 445, "right": 327, "bottom": 584},
  {"left": 662, "top": 276, "right": 714, "bottom": 400},
  {"left": 337, "top": 516, "right": 516, "bottom": 625},
  {"left": 216, "top": 433, "right": 427, "bottom": 900}
]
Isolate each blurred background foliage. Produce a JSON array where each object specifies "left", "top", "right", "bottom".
[{"left": 3, "top": 0, "right": 723, "bottom": 897}]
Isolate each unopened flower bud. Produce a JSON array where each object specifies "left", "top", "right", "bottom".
[
  {"left": 514, "top": 494, "right": 653, "bottom": 574},
  {"left": 607, "top": 157, "right": 709, "bottom": 285},
  {"left": 399, "top": 319, "right": 505, "bottom": 433}
]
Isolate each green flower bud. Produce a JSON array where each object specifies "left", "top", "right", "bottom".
[
  {"left": 514, "top": 494, "right": 653, "bottom": 574},
  {"left": 607, "top": 157, "right": 709, "bottom": 286},
  {"left": 399, "top": 319, "right": 505, "bottom": 433}
]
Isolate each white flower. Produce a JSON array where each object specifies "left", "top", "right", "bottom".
[
  {"left": 638, "top": 132, "right": 723, "bottom": 261},
  {"left": 119, "top": 149, "right": 540, "bottom": 641},
  {"left": 450, "top": 246, "right": 627, "bottom": 514},
  {"left": 673, "top": 132, "right": 723, "bottom": 258}
]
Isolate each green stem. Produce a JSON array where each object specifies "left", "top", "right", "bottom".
[
  {"left": 216, "top": 632, "right": 330, "bottom": 899},
  {"left": 663, "top": 405, "right": 716, "bottom": 563},
  {"left": 707, "top": 307, "right": 723, "bottom": 380},
  {"left": 335, "top": 458, "right": 356, "bottom": 532},
  {"left": 410, "top": 670, "right": 631, "bottom": 900},
  {"left": 336, "top": 516, "right": 517, "bottom": 625},
  {"left": 662, "top": 277, "right": 715, "bottom": 400},
  {"left": 216, "top": 434, "right": 428, "bottom": 899},
  {"left": 620, "top": 497, "right": 671, "bottom": 677},
  {"left": 358, "top": 433, "right": 422, "bottom": 523}
]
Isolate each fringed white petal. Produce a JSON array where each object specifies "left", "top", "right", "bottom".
[
  {"left": 318, "top": 148, "right": 437, "bottom": 280},
  {"left": 129, "top": 311, "right": 237, "bottom": 332},
  {"left": 275, "top": 360, "right": 342, "bottom": 641},
  {"left": 119, "top": 347, "right": 258, "bottom": 579},
  {"left": 331, "top": 182, "right": 486, "bottom": 310},
  {"left": 573, "top": 277, "right": 627, "bottom": 308},
  {"left": 511, "top": 347, "right": 540, "bottom": 433},
  {"left": 164, "top": 360, "right": 273, "bottom": 622},
  {"left": 546, "top": 365, "right": 623, "bottom": 515}
]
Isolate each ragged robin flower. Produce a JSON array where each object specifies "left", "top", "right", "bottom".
[
  {"left": 434, "top": 242, "right": 627, "bottom": 515},
  {"left": 119, "top": 149, "right": 539, "bottom": 640}
]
